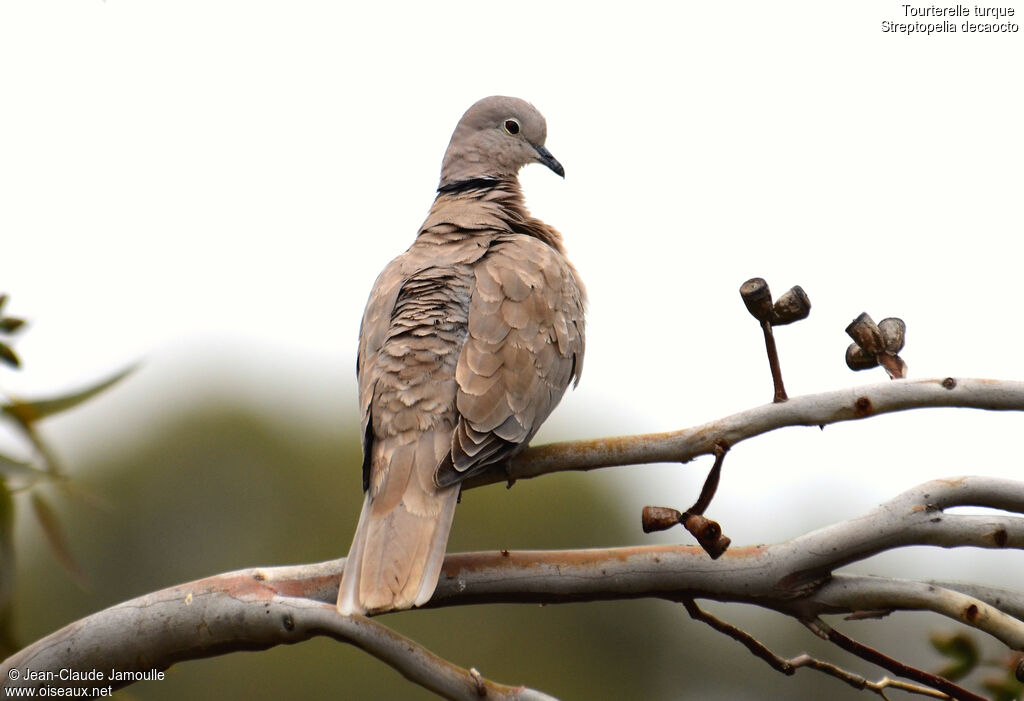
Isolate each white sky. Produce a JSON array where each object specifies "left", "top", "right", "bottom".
[{"left": 1, "top": 2, "right": 1022, "bottom": 561}]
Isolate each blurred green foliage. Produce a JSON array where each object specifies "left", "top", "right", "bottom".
[
  {"left": 0, "top": 292, "right": 133, "bottom": 658},
  {"left": 932, "top": 630, "right": 981, "bottom": 681},
  {"left": 931, "top": 632, "right": 1024, "bottom": 701}
]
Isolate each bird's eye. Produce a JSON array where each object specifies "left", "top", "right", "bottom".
[{"left": 503, "top": 119, "right": 521, "bottom": 135}]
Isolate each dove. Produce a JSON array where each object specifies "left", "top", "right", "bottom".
[{"left": 337, "top": 96, "right": 585, "bottom": 615}]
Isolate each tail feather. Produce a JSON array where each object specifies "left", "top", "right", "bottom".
[
  {"left": 336, "top": 492, "right": 373, "bottom": 616},
  {"left": 412, "top": 484, "right": 459, "bottom": 607},
  {"left": 337, "top": 431, "right": 459, "bottom": 615}
]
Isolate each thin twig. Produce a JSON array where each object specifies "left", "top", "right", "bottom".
[
  {"left": 786, "top": 655, "right": 950, "bottom": 700},
  {"left": 687, "top": 441, "right": 727, "bottom": 515},
  {"left": 681, "top": 599, "right": 796, "bottom": 674},
  {"left": 682, "top": 600, "right": 950, "bottom": 698},
  {"left": 805, "top": 618, "right": 986, "bottom": 701},
  {"left": 761, "top": 319, "right": 788, "bottom": 402},
  {"left": 679, "top": 444, "right": 731, "bottom": 556}
]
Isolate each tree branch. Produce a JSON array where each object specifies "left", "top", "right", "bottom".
[
  {"left": 5, "top": 476, "right": 1022, "bottom": 698},
  {"left": 1, "top": 572, "right": 557, "bottom": 700},
  {"left": 812, "top": 574, "right": 1024, "bottom": 646},
  {"left": 470, "top": 377, "right": 1024, "bottom": 487},
  {"left": 924, "top": 581, "right": 1024, "bottom": 621},
  {"left": 428, "top": 476, "right": 1024, "bottom": 648}
]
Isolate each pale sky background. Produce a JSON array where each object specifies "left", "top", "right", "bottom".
[{"left": 1, "top": 2, "right": 1022, "bottom": 580}]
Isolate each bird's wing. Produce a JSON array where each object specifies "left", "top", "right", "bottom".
[
  {"left": 437, "top": 234, "right": 585, "bottom": 486},
  {"left": 355, "top": 255, "right": 407, "bottom": 491}
]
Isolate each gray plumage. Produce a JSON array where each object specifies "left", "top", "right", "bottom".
[{"left": 337, "top": 96, "right": 585, "bottom": 615}]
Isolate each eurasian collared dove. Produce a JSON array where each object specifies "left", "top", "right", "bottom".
[{"left": 337, "top": 96, "right": 585, "bottom": 616}]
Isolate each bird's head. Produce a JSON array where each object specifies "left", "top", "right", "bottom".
[{"left": 438, "top": 96, "right": 563, "bottom": 189}]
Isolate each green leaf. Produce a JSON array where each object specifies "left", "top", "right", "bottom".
[
  {"left": 930, "top": 631, "right": 979, "bottom": 681},
  {"left": 1, "top": 364, "right": 138, "bottom": 424},
  {"left": 0, "top": 343, "right": 20, "bottom": 369},
  {"left": 30, "top": 492, "right": 86, "bottom": 588},
  {"left": 0, "top": 317, "right": 26, "bottom": 334}
]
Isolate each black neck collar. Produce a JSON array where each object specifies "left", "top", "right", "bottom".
[{"left": 436, "top": 177, "right": 500, "bottom": 195}]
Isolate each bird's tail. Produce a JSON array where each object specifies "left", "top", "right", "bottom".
[{"left": 337, "top": 431, "right": 459, "bottom": 615}]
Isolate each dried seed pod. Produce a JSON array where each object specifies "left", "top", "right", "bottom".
[
  {"left": 771, "top": 285, "right": 811, "bottom": 325},
  {"left": 878, "top": 317, "right": 906, "bottom": 353},
  {"left": 682, "top": 513, "right": 731, "bottom": 559},
  {"left": 846, "top": 312, "right": 884, "bottom": 355},
  {"left": 739, "top": 278, "right": 773, "bottom": 323},
  {"left": 845, "top": 343, "right": 878, "bottom": 371},
  {"left": 642, "top": 506, "right": 682, "bottom": 533}
]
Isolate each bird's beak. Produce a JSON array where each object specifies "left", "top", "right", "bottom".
[{"left": 532, "top": 144, "right": 565, "bottom": 178}]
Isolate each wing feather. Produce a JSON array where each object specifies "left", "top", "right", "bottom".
[{"left": 439, "top": 235, "right": 585, "bottom": 484}]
